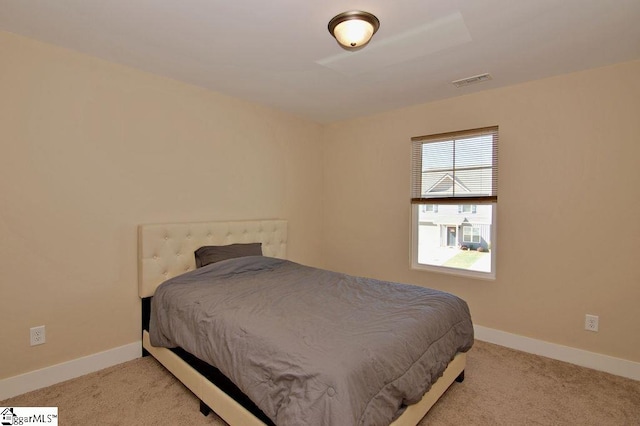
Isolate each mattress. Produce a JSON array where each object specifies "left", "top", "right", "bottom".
[{"left": 149, "top": 256, "right": 474, "bottom": 426}]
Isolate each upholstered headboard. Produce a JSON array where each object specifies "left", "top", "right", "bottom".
[{"left": 138, "top": 219, "right": 287, "bottom": 297}]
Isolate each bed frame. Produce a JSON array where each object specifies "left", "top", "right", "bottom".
[{"left": 139, "top": 219, "right": 466, "bottom": 425}]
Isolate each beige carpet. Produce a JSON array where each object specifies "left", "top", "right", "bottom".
[{"left": 2, "top": 341, "right": 639, "bottom": 425}]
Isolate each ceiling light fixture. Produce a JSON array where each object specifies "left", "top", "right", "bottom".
[{"left": 328, "top": 10, "right": 380, "bottom": 50}]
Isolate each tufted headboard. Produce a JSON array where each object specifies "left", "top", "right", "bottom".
[{"left": 138, "top": 219, "right": 287, "bottom": 297}]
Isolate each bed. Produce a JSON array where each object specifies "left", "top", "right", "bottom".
[{"left": 139, "top": 219, "right": 473, "bottom": 425}]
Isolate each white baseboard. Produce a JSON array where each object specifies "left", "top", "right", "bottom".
[
  {"left": 2, "top": 328, "right": 637, "bottom": 401},
  {"left": 0, "top": 341, "right": 141, "bottom": 400},
  {"left": 474, "top": 325, "right": 640, "bottom": 381}
]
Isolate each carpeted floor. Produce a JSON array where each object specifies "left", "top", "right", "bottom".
[{"left": 2, "top": 341, "right": 639, "bottom": 425}]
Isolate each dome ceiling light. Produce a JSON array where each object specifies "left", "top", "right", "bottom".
[{"left": 328, "top": 10, "right": 380, "bottom": 50}]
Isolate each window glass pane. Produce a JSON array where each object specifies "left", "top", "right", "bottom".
[
  {"left": 422, "top": 140, "right": 453, "bottom": 171},
  {"left": 416, "top": 204, "right": 493, "bottom": 273},
  {"left": 454, "top": 136, "right": 494, "bottom": 168},
  {"left": 411, "top": 126, "right": 498, "bottom": 202},
  {"left": 453, "top": 167, "right": 495, "bottom": 197}
]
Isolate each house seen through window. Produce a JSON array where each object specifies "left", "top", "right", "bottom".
[{"left": 410, "top": 127, "right": 498, "bottom": 279}]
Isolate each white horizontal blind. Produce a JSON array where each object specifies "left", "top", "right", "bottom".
[{"left": 411, "top": 126, "right": 498, "bottom": 204}]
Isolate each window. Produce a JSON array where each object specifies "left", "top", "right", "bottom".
[
  {"left": 459, "top": 205, "right": 477, "bottom": 214},
  {"left": 410, "top": 126, "right": 498, "bottom": 279},
  {"left": 462, "top": 226, "right": 481, "bottom": 243}
]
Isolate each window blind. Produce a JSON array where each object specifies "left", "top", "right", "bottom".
[{"left": 411, "top": 126, "right": 498, "bottom": 204}]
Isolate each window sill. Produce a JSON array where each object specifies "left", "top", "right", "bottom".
[{"left": 411, "top": 262, "right": 496, "bottom": 280}]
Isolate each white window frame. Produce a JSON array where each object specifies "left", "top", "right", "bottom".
[
  {"left": 410, "top": 126, "right": 498, "bottom": 280},
  {"left": 421, "top": 204, "right": 438, "bottom": 213},
  {"left": 459, "top": 205, "right": 477, "bottom": 214},
  {"left": 462, "top": 225, "right": 481, "bottom": 243}
]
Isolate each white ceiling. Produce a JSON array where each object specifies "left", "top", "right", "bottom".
[{"left": 1, "top": 0, "right": 639, "bottom": 123}]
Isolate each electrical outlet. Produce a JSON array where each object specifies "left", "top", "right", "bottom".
[
  {"left": 585, "top": 314, "right": 599, "bottom": 332},
  {"left": 30, "top": 325, "right": 46, "bottom": 346}
]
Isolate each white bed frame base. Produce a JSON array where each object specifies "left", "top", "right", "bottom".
[{"left": 139, "top": 219, "right": 465, "bottom": 426}]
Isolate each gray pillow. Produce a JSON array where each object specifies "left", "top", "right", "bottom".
[{"left": 194, "top": 243, "right": 263, "bottom": 268}]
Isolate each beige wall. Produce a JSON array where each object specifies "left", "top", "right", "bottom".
[
  {"left": 323, "top": 60, "right": 640, "bottom": 363},
  {"left": 0, "top": 31, "right": 324, "bottom": 379},
  {"left": 2, "top": 27, "right": 638, "bottom": 381}
]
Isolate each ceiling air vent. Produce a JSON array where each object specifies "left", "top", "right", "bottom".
[{"left": 451, "top": 73, "right": 492, "bottom": 88}]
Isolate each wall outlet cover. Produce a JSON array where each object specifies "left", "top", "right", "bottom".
[{"left": 30, "top": 325, "right": 46, "bottom": 346}]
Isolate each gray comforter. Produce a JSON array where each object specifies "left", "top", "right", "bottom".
[{"left": 149, "top": 256, "right": 473, "bottom": 426}]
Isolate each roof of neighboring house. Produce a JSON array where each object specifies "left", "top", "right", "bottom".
[
  {"left": 422, "top": 172, "right": 494, "bottom": 198},
  {"left": 425, "top": 174, "right": 470, "bottom": 195}
]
